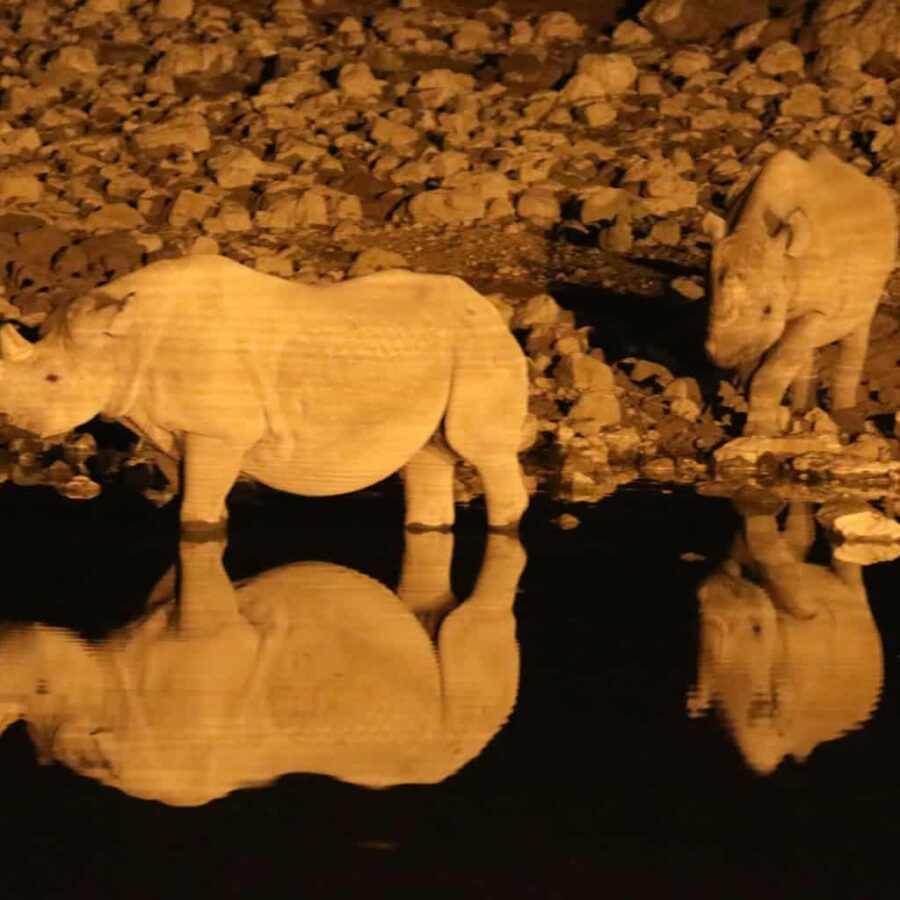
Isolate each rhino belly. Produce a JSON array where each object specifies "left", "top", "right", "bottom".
[{"left": 241, "top": 363, "right": 452, "bottom": 496}]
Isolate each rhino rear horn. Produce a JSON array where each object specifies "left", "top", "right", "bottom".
[
  {"left": 0, "top": 324, "right": 36, "bottom": 362},
  {"left": 782, "top": 208, "right": 812, "bottom": 259}
]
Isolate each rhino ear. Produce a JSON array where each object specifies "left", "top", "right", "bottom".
[
  {"left": 701, "top": 211, "right": 728, "bottom": 243},
  {"left": 0, "top": 324, "right": 36, "bottom": 362},
  {"left": 782, "top": 208, "right": 812, "bottom": 259},
  {"left": 66, "top": 291, "right": 136, "bottom": 344}
]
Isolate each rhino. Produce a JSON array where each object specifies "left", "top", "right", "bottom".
[
  {"left": 0, "top": 255, "right": 529, "bottom": 532},
  {"left": 702, "top": 145, "right": 898, "bottom": 436},
  {"left": 0, "top": 529, "right": 525, "bottom": 806},
  {"left": 688, "top": 502, "right": 883, "bottom": 775}
]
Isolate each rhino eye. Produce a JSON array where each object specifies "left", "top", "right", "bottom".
[
  {"left": 45, "top": 373, "right": 60, "bottom": 383},
  {"left": 762, "top": 305, "right": 773, "bottom": 316}
]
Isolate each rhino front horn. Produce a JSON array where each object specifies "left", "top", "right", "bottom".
[{"left": 0, "top": 324, "right": 36, "bottom": 362}]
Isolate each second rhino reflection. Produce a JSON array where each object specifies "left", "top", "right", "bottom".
[
  {"left": 688, "top": 501, "right": 883, "bottom": 775},
  {"left": 0, "top": 531, "right": 526, "bottom": 806}
]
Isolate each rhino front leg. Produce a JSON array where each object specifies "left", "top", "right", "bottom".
[
  {"left": 180, "top": 434, "right": 246, "bottom": 534},
  {"left": 746, "top": 313, "right": 826, "bottom": 436},
  {"left": 402, "top": 438, "right": 457, "bottom": 531},
  {"left": 831, "top": 320, "right": 870, "bottom": 412},
  {"left": 790, "top": 347, "right": 816, "bottom": 415},
  {"left": 397, "top": 530, "right": 456, "bottom": 641}
]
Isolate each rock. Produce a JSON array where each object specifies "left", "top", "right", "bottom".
[
  {"left": 370, "top": 116, "right": 421, "bottom": 152},
  {"left": 812, "top": 0, "right": 900, "bottom": 73},
  {"left": 715, "top": 433, "right": 843, "bottom": 467},
  {"left": 338, "top": 63, "right": 385, "bottom": 99},
  {"left": 568, "top": 390, "right": 622, "bottom": 430},
  {"left": 638, "top": 0, "right": 769, "bottom": 42},
  {"left": 757, "top": 40, "right": 805, "bottom": 76},
  {"left": 817, "top": 499, "right": 900, "bottom": 544},
  {"left": 579, "top": 186, "right": 629, "bottom": 224},
  {"left": 512, "top": 294, "right": 571, "bottom": 330},
  {"left": 412, "top": 69, "right": 476, "bottom": 108},
  {"left": 0, "top": 172, "right": 42, "bottom": 202},
  {"left": 669, "top": 48, "right": 712, "bottom": 78},
  {"left": 575, "top": 53, "right": 639, "bottom": 96},
  {"left": 207, "top": 147, "right": 264, "bottom": 189},
  {"left": 535, "top": 12, "right": 585, "bottom": 43},
  {"left": 642, "top": 456, "right": 676, "bottom": 480},
  {"left": 169, "top": 191, "right": 216, "bottom": 227},
  {"left": 257, "top": 191, "right": 328, "bottom": 229},
  {"left": 82, "top": 204, "right": 146, "bottom": 231},
  {"left": 134, "top": 116, "right": 211, "bottom": 153},
  {"left": 780, "top": 83, "right": 824, "bottom": 118},
  {"left": 628, "top": 359, "right": 674, "bottom": 388},
  {"left": 516, "top": 188, "right": 560, "bottom": 223},
  {"left": 348, "top": 248, "right": 410, "bottom": 277},
  {"left": 576, "top": 102, "right": 617, "bottom": 127},
  {"left": 157, "top": 45, "right": 237, "bottom": 78},
  {"left": 734, "top": 18, "right": 771, "bottom": 51},
  {"left": 157, "top": 0, "right": 193, "bottom": 19},
  {"left": 408, "top": 189, "right": 486, "bottom": 224},
  {"left": 453, "top": 20, "right": 492, "bottom": 52},
  {"left": 671, "top": 276, "right": 704, "bottom": 300},
  {"left": 553, "top": 513, "right": 581, "bottom": 530},
  {"left": 599, "top": 219, "right": 633, "bottom": 253},
  {"left": 556, "top": 355, "right": 615, "bottom": 392},
  {"left": 204, "top": 201, "right": 253, "bottom": 233},
  {"left": 612, "top": 20, "right": 655, "bottom": 46},
  {"left": 59, "top": 475, "right": 101, "bottom": 500}
]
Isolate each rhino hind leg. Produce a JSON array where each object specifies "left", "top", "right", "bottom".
[
  {"left": 443, "top": 378, "right": 528, "bottom": 531},
  {"left": 402, "top": 438, "right": 457, "bottom": 530}
]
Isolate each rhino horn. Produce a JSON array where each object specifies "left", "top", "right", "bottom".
[{"left": 0, "top": 324, "right": 36, "bottom": 362}]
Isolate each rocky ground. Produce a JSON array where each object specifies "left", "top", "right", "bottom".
[{"left": 0, "top": 0, "right": 898, "bottom": 516}]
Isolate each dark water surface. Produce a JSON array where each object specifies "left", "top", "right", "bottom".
[{"left": 0, "top": 482, "right": 898, "bottom": 898}]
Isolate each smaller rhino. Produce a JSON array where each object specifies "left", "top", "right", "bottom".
[
  {"left": 0, "top": 255, "right": 529, "bottom": 533},
  {"left": 703, "top": 145, "right": 898, "bottom": 436}
]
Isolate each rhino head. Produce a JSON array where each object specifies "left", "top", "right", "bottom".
[
  {"left": 0, "top": 291, "right": 134, "bottom": 438},
  {"left": 702, "top": 207, "right": 812, "bottom": 369}
]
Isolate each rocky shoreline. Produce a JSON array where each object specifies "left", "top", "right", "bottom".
[{"left": 0, "top": 0, "right": 897, "bottom": 512}]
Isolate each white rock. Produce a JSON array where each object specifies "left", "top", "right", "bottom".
[
  {"left": 535, "top": 11, "right": 585, "bottom": 42},
  {"left": 0, "top": 171, "right": 42, "bottom": 201},
  {"left": 669, "top": 48, "right": 712, "bottom": 78},
  {"left": 671, "top": 276, "right": 704, "bottom": 300},
  {"left": 370, "top": 116, "right": 421, "bottom": 151},
  {"left": 756, "top": 40, "right": 805, "bottom": 76},
  {"left": 134, "top": 115, "right": 211, "bottom": 153},
  {"left": 781, "top": 83, "right": 824, "bottom": 118},
  {"left": 348, "top": 248, "right": 410, "bottom": 277},
  {"left": 169, "top": 191, "right": 216, "bottom": 227},
  {"left": 612, "top": 20, "right": 655, "bottom": 46},
  {"left": 408, "top": 188, "right": 485, "bottom": 224},
  {"left": 576, "top": 102, "right": 617, "bottom": 127},
  {"left": 511, "top": 294, "right": 569, "bottom": 329},
  {"left": 576, "top": 53, "right": 638, "bottom": 95},
  {"left": 82, "top": 203, "right": 146, "bottom": 231},
  {"left": 157, "top": 0, "right": 193, "bottom": 18},
  {"left": 338, "top": 63, "right": 386, "bottom": 99},
  {"left": 516, "top": 188, "right": 560, "bottom": 222},
  {"left": 733, "top": 18, "right": 771, "bottom": 50},
  {"left": 208, "top": 147, "right": 264, "bottom": 189},
  {"left": 453, "top": 19, "right": 492, "bottom": 52},
  {"left": 568, "top": 390, "right": 621, "bottom": 429},
  {"left": 715, "top": 433, "right": 842, "bottom": 465}
]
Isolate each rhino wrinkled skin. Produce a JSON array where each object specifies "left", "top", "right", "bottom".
[
  {"left": 0, "top": 530, "right": 525, "bottom": 806},
  {"left": 0, "top": 255, "right": 529, "bottom": 531},
  {"left": 688, "top": 502, "right": 882, "bottom": 774},
  {"left": 703, "top": 145, "right": 898, "bottom": 436}
]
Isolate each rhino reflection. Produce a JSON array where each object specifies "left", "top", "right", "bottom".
[
  {"left": 0, "top": 531, "right": 525, "bottom": 806},
  {"left": 688, "top": 501, "right": 882, "bottom": 774}
]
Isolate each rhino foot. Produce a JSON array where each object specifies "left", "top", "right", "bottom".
[
  {"left": 143, "top": 488, "right": 177, "bottom": 508},
  {"left": 181, "top": 519, "right": 228, "bottom": 542},
  {"left": 405, "top": 522, "right": 453, "bottom": 534},
  {"left": 488, "top": 520, "right": 521, "bottom": 536}
]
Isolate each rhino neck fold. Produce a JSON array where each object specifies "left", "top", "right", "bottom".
[{"left": 98, "top": 332, "right": 157, "bottom": 420}]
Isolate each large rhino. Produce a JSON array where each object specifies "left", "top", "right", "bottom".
[
  {"left": 0, "top": 530, "right": 525, "bottom": 806},
  {"left": 688, "top": 501, "right": 883, "bottom": 774},
  {"left": 0, "top": 255, "right": 529, "bottom": 532},
  {"left": 702, "top": 145, "right": 898, "bottom": 436}
]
